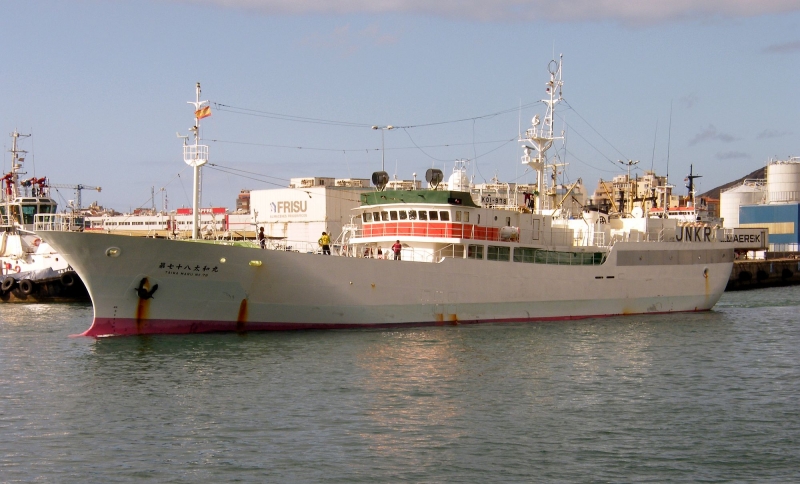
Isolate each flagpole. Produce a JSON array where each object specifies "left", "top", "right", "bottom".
[
  {"left": 192, "top": 83, "right": 202, "bottom": 240},
  {"left": 183, "top": 82, "right": 209, "bottom": 240}
]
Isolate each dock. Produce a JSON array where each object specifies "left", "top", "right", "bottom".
[{"left": 727, "top": 254, "right": 800, "bottom": 291}]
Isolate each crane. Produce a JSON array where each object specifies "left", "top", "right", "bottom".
[{"left": 48, "top": 183, "right": 102, "bottom": 211}]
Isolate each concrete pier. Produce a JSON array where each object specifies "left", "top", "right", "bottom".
[{"left": 727, "top": 256, "right": 800, "bottom": 291}]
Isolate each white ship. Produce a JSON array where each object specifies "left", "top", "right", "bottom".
[
  {"left": 1, "top": 130, "right": 89, "bottom": 302},
  {"left": 36, "top": 61, "right": 767, "bottom": 335}
]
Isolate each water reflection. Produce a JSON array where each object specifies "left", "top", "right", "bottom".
[{"left": 354, "top": 330, "right": 469, "bottom": 455}]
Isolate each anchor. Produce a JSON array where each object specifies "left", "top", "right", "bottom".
[{"left": 135, "top": 278, "right": 159, "bottom": 300}]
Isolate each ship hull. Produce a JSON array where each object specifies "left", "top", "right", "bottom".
[{"left": 39, "top": 231, "right": 734, "bottom": 337}]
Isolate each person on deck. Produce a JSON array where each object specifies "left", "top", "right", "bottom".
[
  {"left": 392, "top": 240, "right": 402, "bottom": 260},
  {"left": 319, "top": 231, "right": 331, "bottom": 255},
  {"left": 258, "top": 227, "right": 266, "bottom": 249}
]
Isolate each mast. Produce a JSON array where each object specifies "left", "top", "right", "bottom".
[
  {"left": 182, "top": 82, "right": 209, "bottom": 240},
  {"left": 2, "top": 130, "right": 31, "bottom": 224},
  {"left": 7, "top": 130, "right": 30, "bottom": 199},
  {"left": 685, "top": 164, "right": 702, "bottom": 207},
  {"left": 521, "top": 56, "right": 564, "bottom": 213}
]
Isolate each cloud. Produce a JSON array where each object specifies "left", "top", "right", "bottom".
[
  {"left": 757, "top": 128, "right": 792, "bottom": 139},
  {"left": 678, "top": 93, "right": 699, "bottom": 109},
  {"left": 715, "top": 151, "right": 750, "bottom": 160},
  {"left": 300, "top": 23, "right": 399, "bottom": 56},
  {"left": 762, "top": 41, "right": 800, "bottom": 54},
  {"left": 180, "top": 0, "right": 800, "bottom": 24},
  {"left": 688, "top": 124, "right": 738, "bottom": 146}
]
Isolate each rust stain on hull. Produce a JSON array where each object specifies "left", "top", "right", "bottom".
[
  {"left": 236, "top": 298, "right": 248, "bottom": 331},
  {"left": 135, "top": 278, "right": 152, "bottom": 334}
]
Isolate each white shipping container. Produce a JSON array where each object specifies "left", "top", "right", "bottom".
[{"left": 250, "top": 186, "right": 369, "bottom": 248}]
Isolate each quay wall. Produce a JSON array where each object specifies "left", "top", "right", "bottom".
[{"left": 727, "top": 257, "right": 800, "bottom": 291}]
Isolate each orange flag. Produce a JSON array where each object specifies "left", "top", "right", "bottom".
[{"left": 195, "top": 106, "right": 211, "bottom": 119}]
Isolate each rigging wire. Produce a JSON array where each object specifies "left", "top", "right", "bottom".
[
  {"left": 207, "top": 137, "right": 516, "bottom": 153},
  {"left": 401, "top": 127, "right": 517, "bottom": 164},
  {"left": 394, "top": 101, "right": 543, "bottom": 129},
  {"left": 561, "top": 100, "right": 630, "bottom": 161},
  {"left": 553, "top": 112, "right": 621, "bottom": 170},
  {"left": 212, "top": 103, "right": 372, "bottom": 128},
  {"left": 212, "top": 100, "right": 543, "bottom": 130},
  {"left": 206, "top": 163, "right": 289, "bottom": 183}
]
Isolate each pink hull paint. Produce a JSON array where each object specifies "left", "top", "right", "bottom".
[{"left": 77, "top": 309, "right": 710, "bottom": 337}]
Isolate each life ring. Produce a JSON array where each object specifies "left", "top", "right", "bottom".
[
  {"left": 60, "top": 271, "right": 76, "bottom": 287},
  {"left": 19, "top": 279, "right": 35, "bottom": 295},
  {"left": 14, "top": 265, "right": 21, "bottom": 273},
  {"left": 33, "top": 238, "right": 41, "bottom": 247},
  {"left": 1, "top": 277, "right": 15, "bottom": 292}
]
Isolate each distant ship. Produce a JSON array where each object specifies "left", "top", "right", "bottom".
[
  {"left": 1, "top": 130, "right": 89, "bottom": 302},
  {"left": 36, "top": 59, "right": 766, "bottom": 335}
]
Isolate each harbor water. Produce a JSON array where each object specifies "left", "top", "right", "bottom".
[{"left": 2, "top": 287, "right": 799, "bottom": 482}]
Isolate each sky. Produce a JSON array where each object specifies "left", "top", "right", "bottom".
[{"left": 1, "top": 0, "right": 799, "bottom": 212}]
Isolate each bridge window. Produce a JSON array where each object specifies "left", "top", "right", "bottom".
[
  {"left": 408, "top": 210, "right": 417, "bottom": 220},
  {"left": 373, "top": 211, "right": 380, "bottom": 221},
  {"left": 455, "top": 211, "right": 462, "bottom": 222},
  {"left": 513, "top": 247, "right": 536, "bottom": 263},
  {"left": 22, "top": 206, "right": 36, "bottom": 224},
  {"left": 418, "top": 210, "right": 428, "bottom": 221},
  {"left": 463, "top": 211, "right": 470, "bottom": 223},
  {"left": 440, "top": 211, "right": 450, "bottom": 221},
  {"left": 381, "top": 211, "right": 389, "bottom": 221},
  {"left": 399, "top": 210, "right": 407, "bottom": 220},
  {"left": 487, "top": 245, "right": 510, "bottom": 262},
  {"left": 467, "top": 244, "right": 483, "bottom": 259},
  {"left": 429, "top": 211, "right": 438, "bottom": 221},
  {"left": 390, "top": 211, "right": 398, "bottom": 221},
  {"left": 363, "top": 212, "right": 373, "bottom": 222}
]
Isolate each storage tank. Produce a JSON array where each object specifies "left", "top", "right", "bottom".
[
  {"left": 720, "top": 184, "right": 764, "bottom": 228},
  {"left": 767, "top": 157, "right": 800, "bottom": 203}
]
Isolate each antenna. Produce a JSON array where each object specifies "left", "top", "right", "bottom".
[
  {"left": 666, "top": 101, "right": 672, "bottom": 184},
  {"left": 650, "top": 118, "right": 658, "bottom": 172}
]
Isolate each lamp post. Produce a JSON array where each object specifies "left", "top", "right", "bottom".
[{"left": 371, "top": 125, "right": 394, "bottom": 171}]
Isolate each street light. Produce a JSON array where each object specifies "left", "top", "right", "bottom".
[{"left": 372, "top": 125, "right": 394, "bottom": 171}]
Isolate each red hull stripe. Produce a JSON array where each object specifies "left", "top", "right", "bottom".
[{"left": 76, "top": 309, "right": 709, "bottom": 337}]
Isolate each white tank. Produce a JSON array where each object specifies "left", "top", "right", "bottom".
[
  {"left": 767, "top": 158, "right": 800, "bottom": 203},
  {"left": 720, "top": 184, "right": 764, "bottom": 228}
]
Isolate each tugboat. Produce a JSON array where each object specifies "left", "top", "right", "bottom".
[{"left": 1, "top": 130, "right": 89, "bottom": 302}]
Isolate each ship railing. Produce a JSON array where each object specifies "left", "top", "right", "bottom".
[
  {"left": 429, "top": 244, "right": 465, "bottom": 262},
  {"left": 263, "top": 239, "right": 320, "bottom": 253},
  {"left": 34, "top": 213, "right": 88, "bottom": 232},
  {"left": 349, "top": 222, "right": 534, "bottom": 243},
  {"left": 0, "top": 214, "right": 14, "bottom": 228}
]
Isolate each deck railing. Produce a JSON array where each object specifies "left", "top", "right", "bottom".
[{"left": 34, "top": 214, "right": 88, "bottom": 232}]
